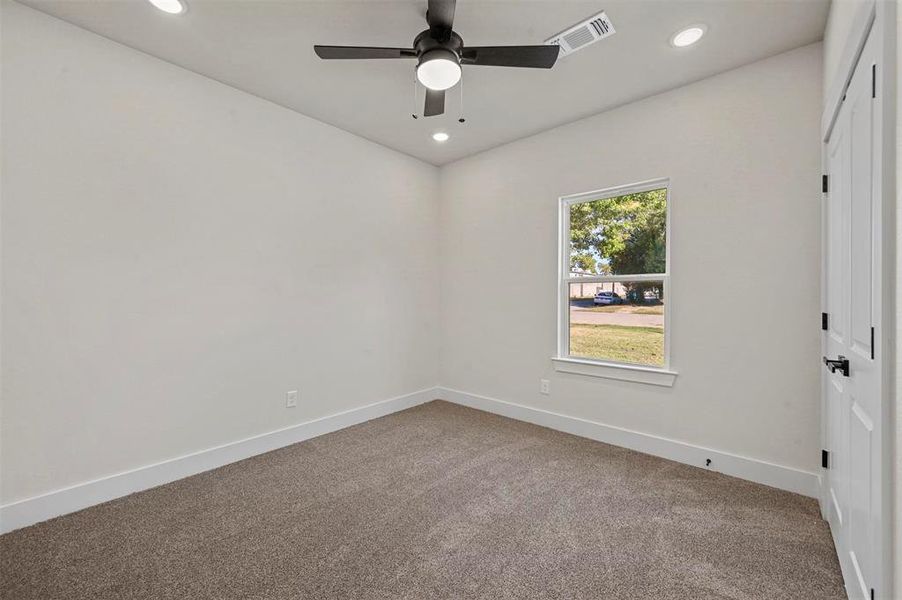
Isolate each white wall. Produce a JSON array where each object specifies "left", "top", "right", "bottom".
[
  {"left": 0, "top": 0, "right": 845, "bottom": 526},
  {"left": 439, "top": 44, "right": 823, "bottom": 474},
  {"left": 0, "top": 1, "right": 440, "bottom": 505}
]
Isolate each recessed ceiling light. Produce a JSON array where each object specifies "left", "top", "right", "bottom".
[
  {"left": 147, "top": 0, "right": 186, "bottom": 14},
  {"left": 671, "top": 25, "right": 706, "bottom": 48},
  {"left": 432, "top": 132, "right": 450, "bottom": 142}
]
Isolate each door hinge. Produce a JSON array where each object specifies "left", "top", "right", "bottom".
[
  {"left": 822, "top": 174, "right": 828, "bottom": 193},
  {"left": 821, "top": 450, "right": 829, "bottom": 469},
  {"left": 870, "top": 326, "right": 875, "bottom": 359},
  {"left": 821, "top": 312, "right": 828, "bottom": 331},
  {"left": 871, "top": 64, "right": 876, "bottom": 98}
]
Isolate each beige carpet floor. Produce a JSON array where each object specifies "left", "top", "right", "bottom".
[{"left": 1, "top": 400, "right": 844, "bottom": 599}]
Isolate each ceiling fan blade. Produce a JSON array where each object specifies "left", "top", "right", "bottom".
[
  {"left": 460, "top": 45, "right": 559, "bottom": 68},
  {"left": 314, "top": 45, "right": 416, "bottom": 60},
  {"left": 426, "top": 0, "right": 456, "bottom": 32},
  {"left": 424, "top": 89, "right": 445, "bottom": 117}
]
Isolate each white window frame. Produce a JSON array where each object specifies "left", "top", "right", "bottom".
[{"left": 552, "top": 177, "right": 677, "bottom": 387}]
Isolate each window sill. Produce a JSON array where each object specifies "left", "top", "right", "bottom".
[{"left": 551, "top": 357, "right": 678, "bottom": 387}]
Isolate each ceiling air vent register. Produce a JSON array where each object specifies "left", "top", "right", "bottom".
[{"left": 545, "top": 11, "right": 616, "bottom": 57}]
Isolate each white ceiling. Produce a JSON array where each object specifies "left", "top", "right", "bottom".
[{"left": 18, "top": 0, "right": 829, "bottom": 165}]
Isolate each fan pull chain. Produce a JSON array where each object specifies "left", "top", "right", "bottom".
[
  {"left": 411, "top": 67, "right": 419, "bottom": 119},
  {"left": 458, "top": 76, "right": 466, "bottom": 123}
]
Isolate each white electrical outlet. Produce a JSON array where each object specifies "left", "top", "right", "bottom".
[
  {"left": 285, "top": 390, "right": 298, "bottom": 408},
  {"left": 540, "top": 379, "right": 550, "bottom": 395}
]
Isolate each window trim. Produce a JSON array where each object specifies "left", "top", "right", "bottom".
[{"left": 555, "top": 177, "right": 677, "bottom": 385}]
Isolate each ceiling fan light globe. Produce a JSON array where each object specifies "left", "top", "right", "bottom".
[
  {"left": 147, "top": 0, "right": 185, "bottom": 14},
  {"left": 416, "top": 50, "right": 461, "bottom": 91}
]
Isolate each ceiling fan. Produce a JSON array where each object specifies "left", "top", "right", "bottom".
[{"left": 314, "top": 0, "right": 560, "bottom": 118}]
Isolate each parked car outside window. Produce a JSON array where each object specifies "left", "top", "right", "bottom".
[{"left": 593, "top": 291, "right": 623, "bottom": 305}]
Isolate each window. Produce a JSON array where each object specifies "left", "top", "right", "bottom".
[{"left": 554, "top": 179, "right": 675, "bottom": 386}]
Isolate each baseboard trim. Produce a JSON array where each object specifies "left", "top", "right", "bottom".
[
  {"left": 0, "top": 387, "right": 438, "bottom": 534},
  {"left": 437, "top": 387, "right": 820, "bottom": 498},
  {"left": 2, "top": 385, "right": 821, "bottom": 534}
]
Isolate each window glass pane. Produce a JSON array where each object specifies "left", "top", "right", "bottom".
[
  {"left": 568, "top": 281, "right": 665, "bottom": 366},
  {"left": 569, "top": 188, "right": 666, "bottom": 276}
]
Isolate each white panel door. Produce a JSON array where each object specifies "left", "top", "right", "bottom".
[{"left": 822, "top": 26, "right": 883, "bottom": 600}]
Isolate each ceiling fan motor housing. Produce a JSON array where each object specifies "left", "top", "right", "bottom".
[{"left": 414, "top": 30, "right": 463, "bottom": 63}]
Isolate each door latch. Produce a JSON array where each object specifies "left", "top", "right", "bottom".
[{"left": 823, "top": 355, "right": 850, "bottom": 377}]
